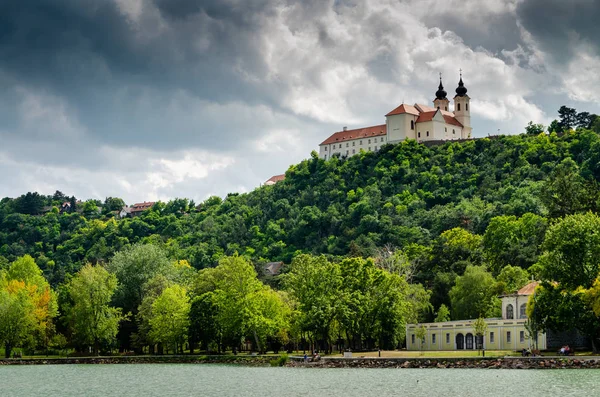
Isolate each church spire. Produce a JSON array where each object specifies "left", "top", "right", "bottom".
[
  {"left": 435, "top": 73, "right": 447, "bottom": 100},
  {"left": 455, "top": 69, "right": 468, "bottom": 97}
]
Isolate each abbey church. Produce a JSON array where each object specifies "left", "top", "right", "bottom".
[{"left": 318, "top": 75, "right": 472, "bottom": 159}]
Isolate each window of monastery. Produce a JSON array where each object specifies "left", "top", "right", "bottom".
[
  {"left": 506, "top": 304, "right": 514, "bottom": 319},
  {"left": 453, "top": 129, "right": 455, "bottom": 134},
  {"left": 520, "top": 331, "right": 525, "bottom": 343},
  {"left": 346, "top": 143, "right": 349, "bottom": 147},
  {"left": 457, "top": 103, "right": 461, "bottom": 111},
  {"left": 507, "top": 331, "right": 511, "bottom": 343},
  {"left": 346, "top": 150, "right": 349, "bottom": 156},
  {"left": 368, "top": 139, "right": 371, "bottom": 144},
  {"left": 360, "top": 140, "right": 363, "bottom": 145},
  {"left": 352, "top": 149, "right": 355, "bottom": 154},
  {"left": 445, "top": 127, "right": 447, "bottom": 132},
  {"left": 432, "top": 334, "right": 436, "bottom": 344},
  {"left": 418, "top": 132, "right": 421, "bottom": 138},
  {"left": 490, "top": 332, "right": 494, "bottom": 343},
  {"left": 411, "top": 120, "right": 415, "bottom": 130},
  {"left": 411, "top": 334, "right": 415, "bottom": 344},
  {"left": 466, "top": 103, "right": 469, "bottom": 111},
  {"left": 368, "top": 147, "right": 371, "bottom": 151},
  {"left": 445, "top": 106, "right": 448, "bottom": 111},
  {"left": 325, "top": 147, "right": 328, "bottom": 151},
  {"left": 352, "top": 141, "right": 355, "bottom": 146},
  {"left": 426, "top": 131, "right": 430, "bottom": 137},
  {"left": 380, "top": 137, "right": 383, "bottom": 142},
  {"left": 324, "top": 155, "right": 327, "bottom": 160},
  {"left": 520, "top": 304, "right": 527, "bottom": 319}
]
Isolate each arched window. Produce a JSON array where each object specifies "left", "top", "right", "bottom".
[
  {"left": 426, "top": 131, "right": 430, "bottom": 137},
  {"left": 445, "top": 106, "right": 448, "bottom": 111},
  {"left": 418, "top": 132, "right": 421, "bottom": 138},
  {"left": 465, "top": 333, "right": 474, "bottom": 350},
  {"left": 520, "top": 304, "right": 527, "bottom": 319},
  {"left": 411, "top": 120, "right": 415, "bottom": 130},
  {"left": 506, "top": 304, "right": 514, "bottom": 319},
  {"left": 457, "top": 103, "right": 461, "bottom": 111},
  {"left": 456, "top": 333, "right": 464, "bottom": 350},
  {"left": 466, "top": 103, "right": 469, "bottom": 111}
]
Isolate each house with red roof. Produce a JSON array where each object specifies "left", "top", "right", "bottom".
[
  {"left": 264, "top": 174, "right": 285, "bottom": 186},
  {"left": 319, "top": 74, "right": 472, "bottom": 159}
]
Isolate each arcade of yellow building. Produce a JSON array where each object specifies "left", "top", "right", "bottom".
[{"left": 406, "top": 282, "right": 547, "bottom": 351}]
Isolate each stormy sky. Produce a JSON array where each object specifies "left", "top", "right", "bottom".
[{"left": 1, "top": 0, "right": 599, "bottom": 204}]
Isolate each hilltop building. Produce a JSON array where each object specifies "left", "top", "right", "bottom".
[
  {"left": 406, "top": 282, "right": 547, "bottom": 351},
  {"left": 319, "top": 74, "right": 472, "bottom": 159}
]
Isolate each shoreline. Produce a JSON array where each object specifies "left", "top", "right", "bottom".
[
  {"left": 2, "top": 355, "right": 600, "bottom": 369},
  {"left": 288, "top": 356, "right": 600, "bottom": 369}
]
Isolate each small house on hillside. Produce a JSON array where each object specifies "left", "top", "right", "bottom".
[
  {"left": 264, "top": 261, "right": 284, "bottom": 276},
  {"left": 265, "top": 174, "right": 285, "bottom": 186},
  {"left": 128, "top": 202, "right": 155, "bottom": 217}
]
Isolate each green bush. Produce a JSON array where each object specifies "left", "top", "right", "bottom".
[{"left": 270, "top": 354, "right": 289, "bottom": 367}]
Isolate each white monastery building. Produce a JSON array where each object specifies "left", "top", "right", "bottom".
[{"left": 319, "top": 74, "right": 472, "bottom": 159}]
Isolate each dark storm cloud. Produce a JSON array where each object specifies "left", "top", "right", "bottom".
[
  {"left": 421, "top": 12, "right": 524, "bottom": 55},
  {"left": 516, "top": 0, "right": 600, "bottom": 60},
  {"left": 0, "top": 0, "right": 295, "bottom": 152}
]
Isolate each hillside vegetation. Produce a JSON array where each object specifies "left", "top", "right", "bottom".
[{"left": 3, "top": 127, "right": 600, "bottom": 353}]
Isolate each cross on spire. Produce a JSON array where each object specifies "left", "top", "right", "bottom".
[{"left": 459, "top": 68, "right": 462, "bottom": 77}]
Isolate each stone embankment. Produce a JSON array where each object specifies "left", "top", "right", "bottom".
[
  {"left": 287, "top": 356, "right": 600, "bottom": 369},
  {"left": 0, "top": 355, "right": 273, "bottom": 366}
]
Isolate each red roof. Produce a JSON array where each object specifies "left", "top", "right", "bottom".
[
  {"left": 320, "top": 124, "right": 386, "bottom": 145},
  {"left": 130, "top": 202, "right": 155, "bottom": 212},
  {"left": 415, "top": 110, "right": 463, "bottom": 127},
  {"left": 386, "top": 104, "right": 420, "bottom": 117},
  {"left": 265, "top": 174, "right": 285, "bottom": 185},
  {"left": 517, "top": 281, "right": 539, "bottom": 296}
]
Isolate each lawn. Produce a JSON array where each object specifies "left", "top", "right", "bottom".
[{"left": 325, "top": 350, "right": 515, "bottom": 358}]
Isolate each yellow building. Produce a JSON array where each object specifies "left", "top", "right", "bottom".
[{"left": 406, "top": 282, "right": 546, "bottom": 351}]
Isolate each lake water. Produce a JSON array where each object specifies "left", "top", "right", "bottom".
[{"left": 2, "top": 364, "right": 600, "bottom": 396}]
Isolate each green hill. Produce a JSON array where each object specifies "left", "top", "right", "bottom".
[{"left": 2, "top": 131, "right": 600, "bottom": 302}]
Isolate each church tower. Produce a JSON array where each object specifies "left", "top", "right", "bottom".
[
  {"left": 453, "top": 72, "right": 471, "bottom": 139},
  {"left": 433, "top": 75, "right": 449, "bottom": 111}
]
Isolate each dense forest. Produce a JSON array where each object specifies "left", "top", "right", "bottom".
[{"left": 3, "top": 107, "right": 600, "bottom": 355}]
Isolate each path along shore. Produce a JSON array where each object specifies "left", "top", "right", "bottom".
[{"left": 2, "top": 355, "right": 600, "bottom": 369}]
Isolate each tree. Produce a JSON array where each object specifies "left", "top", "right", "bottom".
[
  {"left": 530, "top": 213, "right": 600, "bottom": 352},
  {"left": 540, "top": 158, "right": 599, "bottom": 218},
  {"left": 483, "top": 214, "right": 547, "bottom": 273},
  {"left": 558, "top": 106, "right": 578, "bottom": 131},
  {"left": 103, "top": 197, "right": 126, "bottom": 213},
  {"left": 472, "top": 317, "right": 487, "bottom": 355},
  {"left": 538, "top": 212, "right": 600, "bottom": 290},
  {"left": 283, "top": 254, "right": 342, "bottom": 353},
  {"left": 415, "top": 325, "right": 427, "bottom": 354},
  {"left": 0, "top": 280, "right": 37, "bottom": 357},
  {"left": 189, "top": 292, "right": 220, "bottom": 352},
  {"left": 0, "top": 256, "right": 57, "bottom": 357},
  {"left": 107, "top": 244, "right": 172, "bottom": 315},
  {"left": 525, "top": 121, "right": 545, "bottom": 136},
  {"left": 148, "top": 284, "right": 190, "bottom": 354},
  {"left": 434, "top": 304, "right": 451, "bottom": 323},
  {"left": 193, "top": 255, "right": 290, "bottom": 353},
  {"left": 497, "top": 265, "right": 530, "bottom": 294},
  {"left": 449, "top": 265, "right": 501, "bottom": 320},
  {"left": 66, "top": 264, "right": 123, "bottom": 354}
]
